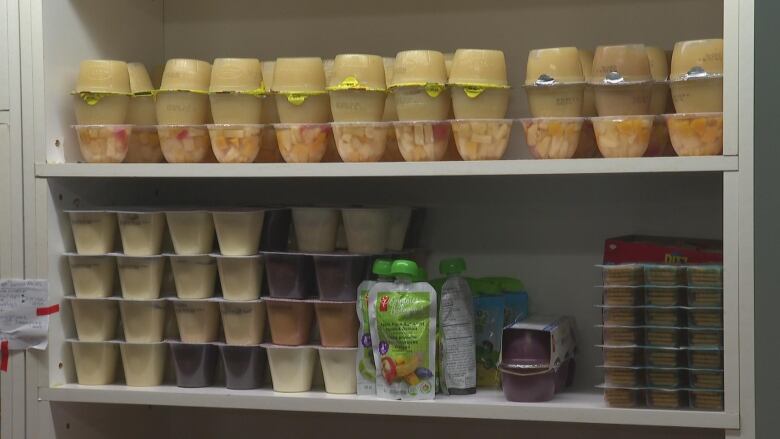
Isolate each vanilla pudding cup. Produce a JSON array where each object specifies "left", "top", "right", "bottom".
[
  {"left": 156, "top": 59, "right": 212, "bottom": 125},
  {"left": 165, "top": 211, "right": 215, "bottom": 255},
  {"left": 328, "top": 54, "right": 387, "bottom": 122},
  {"left": 209, "top": 58, "right": 264, "bottom": 124},
  {"left": 120, "top": 342, "right": 167, "bottom": 387},
  {"left": 264, "top": 344, "right": 316, "bottom": 392},
  {"left": 119, "top": 300, "right": 167, "bottom": 342},
  {"left": 170, "top": 255, "right": 217, "bottom": 299},
  {"left": 116, "top": 211, "right": 165, "bottom": 256},
  {"left": 71, "top": 299, "right": 118, "bottom": 341},
  {"left": 524, "top": 47, "right": 585, "bottom": 117},
  {"left": 273, "top": 57, "right": 331, "bottom": 123},
  {"left": 670, "top": 39, "right": 724, "bottom": 113},
  {"left": 449, "top": 49, "right": 510, "bottom": 119},
  {"left": 116, "top": 255, "right": 164, "bottom": 299},
  {"left": 390, "top": 50, "right": 450, "bottom": 121},
  {"left": 291, "top": 207, "right": 340, "bottom": 252},
  {"left": 68, "top": 255, "right": 116, "bottom": 298},
  {"left": 341, "top": 208, "right": 390, "bottom": 254},
  {"left": 220, "top": 301, "right": 266, "bottom": 345},
  {"left": 173, "top": 300, "right": 220, "bottom": 343},
  {"left": 216, "top": 255, "right": 263, "bottom": 301},
  {"left": 74, "top": 60, "right": 131, "bottom": 125},
  {"left": 71, "top": 342, "right": 119, "bottom": 385},
  {"left": 68, "top": 211, "right": 117, "bottom": 255},
  {"left": 579, "top": 49, "right": 597, "bottom": 117},
  {"left": 212, "top": 210, "right": 265, "bottom": 256},
  {"left": 591, "top": 44, "right": 653, "bottom": 116},
  {"left": 317, "top": 347, "right": 358, "bottom": 394}
]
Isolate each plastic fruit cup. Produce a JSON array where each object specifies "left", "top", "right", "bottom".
[
  {"left": 126, "top": 125, "right": 163, "bottom": 163},
  {"left": 210, "top": 94, "right": 263, "bottom": 125},
  {"left": 317, "top": 347, "right": 358, "bottom": 394},
  {"left": 592, "top": 44, "right": 653, "bottom": 83},
  {"left": 390, "top": 50, "right": 449, "bottom": 118},
  {"left": 67, "top": 255, "right": 116, "bottom": 298},
  {"left": 393, "top": 121, "right": 450, "bottom": 162},
  {"left": 212, "top": 210, "right": 265, "bottom": 256},
  {"left": 275, "top": 94, "right": 331, "bottom": 124},
  {"left": 450, "top": 87, "right": 510, "bottom": 119},
  {"left": 670, "top": 77, "right": 723, "bottom": 113},
  {"left": 260, "top": 208, "right": 292, "bottom": 251},
  {"left": 73, "top": 94, "right": 131, "bottom": 126},
  {"left": 127, "top": 92, "right": 157, "bottom": 125},
  {"left": 392, "top": 85, "right": 450, "bottom": 121},
  {"left": 116, "top": 211, "right": 165, "bottom": 256},
  {"left": 521, "top": 117, "right": 584, "bottom": 159},
  {"left": 592, "top": 83, "right": 653, "bottom": 116},
  {"left": 264, "top": 344, "right": 317, "bottom": 392},
  {"left": 275, "top": 123, "right": 331, "bottom": 163},
  {"left": 272, "top": 57, "right": 329, "bottom": 123},
  {"left": 265, "top": 298, "right": 314, "bottom": 345},
  {"left": 158, "top": 125, "right": 213, "bottom": 163},
  {"left": 116, "top": 255, "right": 164, "bottom": 299},
  {"left": 525, "top": 47, "right": 584, "bottom": 85},
  {"left": 665, "top": 112, "right": 723, "bottom": 156},
  {"left": 73, "top": 125, "right": 131, "bottom": 163},
  {"left": 74, "top": 60, "right": 131, "bottom": 124},
  {"left": 264, "top": 252, "right": 317, "bottom": 300},
  {"left": 331, "top": 122, "right": 389, "bottom": 162},
  {"left": 220, "top": 345, "right": 267, "bottom": 390},
  {"left": 314, "top": 301, "right": 359, "bottom": 347},
  {"left": 119, "top": 299, "right": 167, "bottom": 343},
  {"left": 291, "top": 207, "right": 339, "bottom": 252},
  {"left": 173, "top": 300, "right": 220, "bottom": 343},
  {"left": 207, "top": 124, "right": 264, "bottom": 163},
  {"left": 70, "top": 299, "right": 118, "bottom": 341},
  {"left": 170, "top": 255, "right": 217, "bottom": 299},
  {"left": 216, "top": 255, "right": 263, "bottom": 301},
  {"left": 220, "top": 301, "right": 266, "bottom": 345},
  {"left": 67, "top": 211, "right": 117, "bottom": 255},
  {"left": 71, "top": 341, "right": 118, "bottom": 385},
  {"left": 341, "top": 208, "right": 390, "bottom": 254},
  {"left": 451, "top": 119, "right": 512, "bottom": 161},
  {"left": 671, "top": 39, "right": 724, "bottom": 78},
  {"left": 449, "top": 49, "right": 510, "bottom": 119},
  {"left": 120, "top": 342, "right": 167, "bottom": 387},
  {"left": 524, "top": 84, "right": 585, "bottom": 118},
  {"left": 165, "top": 211, "right": 215, "bottom": 255},
  {"left": 573, "top": 120, "right": 598, "bottom": 158},
  {"left": 313, "top": 254, "right": 367, "bottom": 301},
  {"left": 155, "top": 90, "right": 211, "bottom": 125},
  {"left": 328, "top": 54, "right": 386, "bottom": 120},
  {"left": 385, "top": 207, "right": 412, "bottom": 251},
  {"left": 170, "top": 342, "right": 219, "bottom": 388},
  {"left": 208, "top": 58, "right": 263, "bottom": 121},
  {"left": 592, "top": 115, "right": 654, "bottom": 158}
]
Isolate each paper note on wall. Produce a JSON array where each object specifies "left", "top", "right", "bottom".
[{"left": 0, "top": 279, "right": 55, "bottom": 350}]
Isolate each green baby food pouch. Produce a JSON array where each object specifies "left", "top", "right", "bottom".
[
  {"left": 356, "top": 259, "right": 393, "bottom": 396},
  {"left": 483, "top": 277, "right": 529, "bottom": 326},
  {"left": 368, "top": 260, "right": 437, "bottom": 401},
  {"left": 472, "top": 279, "right": 504, "bottom": 388}
]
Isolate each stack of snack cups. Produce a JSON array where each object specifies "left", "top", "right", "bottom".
[
  {"left": 156, "top": 59, "right": 214, "bottom": 163},
  {"left": 575, "top": 49, "right": 599, "bottom": 158},
  {"left": 125, "top": 63, "right": 162, "bottom": 162},
  {"left": 520, "top": 47, "right": 587, "bottom": 159},
  {"left": 644, "top": 47, "right": 672, "bottom": 156},
  {"left": 381, "top": 57, "right": 404, "bottom": 162},
  {"left": 665, "top": 39, "right": 724, "bottom": 156},
  {"left": 256, "top": 61, "right": 283, "bottom": 163},
  {"left": 207, "top": 58, "right": 266, "bottom": 163},
  {"left": 72, "top": 60, "right": 132, "bottom": 163},
  {"left": 272, "top": 57, "right": 332, "bottom": 163},
  {"left": 327, "top": 54, "right": 389, "bottom": 162},
  {"left": 448, "top": 49, "right": 512, "bottom": 160},
  {"left": 389, "top": 50, "right": 452, "bottom": 162}
]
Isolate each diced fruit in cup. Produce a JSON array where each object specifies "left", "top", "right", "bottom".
[
  {"left": 208, "top": 125, "right": 263, "bottom": 163},
  {"left": 593, "top": 117, "right": 653, "bottom": 158},
  {"left": 522, "top": 119, "right": 583, "bottom": 159},
  {"left": 451, "top": 120, "right": 511, "bottom": 160},
  {"left": 158, "top": 126, "right": 212, "bottom": 163},
  {"left": 333, "top": 124, "right": 389, "bottom": 163},
  {"left": 275, "top": 124, "right": 329, "bottom": 163},
  {"left": 126, "top": 129, "right": 163, "bottom": 163},
  {"left": 76, "top": 125, "right": 131, "bottom": 163},
  {"left": 394, "top": 122, "right": 450, "bottom": 162},
  {"left": 667, "top": 114, "right": 723, "bottom": 156}
]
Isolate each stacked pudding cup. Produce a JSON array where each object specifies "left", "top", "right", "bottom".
[
  {"left": 327, "top": 54, "right": 390, "bottom": 162},
  {"left": 665, "top": 39, "right": 724, "bottom": 156},
  {"left": 388, "top": 50, "right": 452, "bottom": 162},
  {"left": 448, "top": 49, "right": 512, "bottom": 160},
  {"left": 125, "top": 63, "right": 162, "bottom": 163},
  {"left": 72, "top": 60, "right": 133, "bottom": 163},
  {"left": 156, "top": 59, "right": 215, "bottom": 163},
  {"left": 520, "top": 47, "right": 587, "bottom": 159},
  {"left": 207, "top": 58, "right": 266, "bottom": 163}
]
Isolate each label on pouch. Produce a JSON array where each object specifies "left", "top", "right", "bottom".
[{"left": 0, "top": 280, "right": 54, "bottom": 350}]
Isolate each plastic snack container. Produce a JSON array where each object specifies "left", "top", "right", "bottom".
[
  {"left": 665, "top": 113, "right": 723, "bottom": 156},
  {"left": 73, "top": 60, "right": 131, "bottom": 125},
  {"left": 524, "top": 47, "right": 586, "bottom": 117},
  {"left": 604, "top": 368, "right": 642, "bottom": 387},
  {"left": 670, "top": 39, "right": 724, "bottom": 113},
  {"left": 448, "top": 49, "right": 510, "bottom": 119},
  {"left": 604, "top": 387, "right": 641, "bottom": 408},
  {"left": 600, "top": 264, "right": 643, "bottom": 286},
  {"left": 119, "top": 299, "right": 167, "bottom": 343},
  {"left": 317, "top": 347, "right": 358, "bottom": 394},
  {"left": 645, "top": 327, "right": 684, "bottom": 347},
  {"left": 687, "top": 287, "right": 724, "bottom": 308},
  {"left": 155, "top": 59, "right": 212, "bottom": 125},
  {"left": 172, "top": 300, "right": 220, "bottom": 343},
  {"left": 341, "top": 208, "right": 390, "bottom": 254},
  {"left": 521, "top": 117, "right": 585, "bottom": 159},
  {"left": 644, "top": 286, "right": 684, "bottom": 306},
  {"left": 116, "top": 255, "right": 165, "bottom": 299},
  {"left": 73, "top": 125, "right": 131, "bottom": 163},
  {"left": 165, "top": 211, "right": 215, "bottom": 255},
  {"left": 602, "top": 286, "right": 643, "bottom": 306},
  {"left": 67, "top": 210, "right": 117, "bottom": 255},
  {"left": 646, "top": 389, "right": 685, "bottom": 409},
  {"left": 170, "top": 342, "right": 219, "bottom": 388},
  {"left": 688, "top": 328, "right": 724, "bottom": 348},
  {"left": 220, "top": 301, "right": 266, "bottom": 345},
  {"left": 644, "top": 265, "right": 686, "bottom": 286},
  {"left": 158, "top": 125, "right": 214, "bottom": 163},
  {"left": 602, "top": 326, "right": 642, "bottom": 346},
  {"left": 265, "top": 298, "right": 314, "bottom": 345},
  {"left": 220, "top": 345, "right": 267, "bottom": 390},
  {"left": 264, "top": 344, "right": 317, "bottom": 392},
  {"left": 327, "top": 54, "right": 387, "bottom": 122},
  {"left": 116, "top": 211, "right": 166, "bottom": 256},
  {"left": 313, "top": 300, "right": 359, "bottom": 347},
  {"left": 207, "top": 124, "right": 265, "bottom": 163},
  {"left": 686, "top": 265, "right": 724, "bottom": 287},
  {"left": 215, "top": 255, "right": 263, "bottom": 301},
  {"left": 169, "top": 255, "right": 217, "bottom": 299},
  {"left": 592, "top": 115, "right": 654, "bottom": 158},
  {"left": 125, "top": 125, "right": 163, "bottom": 163},
  {"left": 451, "top": 119, "right": 512, "bottom": 161},
  {"left": 590, "top": 44, "right": 654, "bottom": 116},
  {"left": 208, "top": 58, "right": 264, "bottom": 124},
  {"left": 70, "top": 298, "right": 118, "bottom": 341},
  {"left": 119, "top": 342, "right": 167, "bottom": 387},
  {"left": 264, "top": 252, "right": 316, "bottom": 299},
  {"left": 67, "top": 254, "right": 116, "bottom": 298},
  {"left": 291, "top": 207, "right": 339, "bottom": 252},
  {"left": 602, "top": 346, "right": 642, "bottom": 367},
  {"left": 646, "top": 369, "right": 685, "bottom": 388},
  {"left": 70, "top": 341, "right": 119, "bottom": 385},
  {"left": 689, "top": 369, "right": 724, "bottom": 390},
  {"left": 332, "top": 122, "right": 389, "bottom": 162},
  {"left": 313, "top": 254, "right": 367, "bottom": 301},
  {"left": 690, "top": 390, "right": 725, "bottom": 410},
  {"left": 212, "top": 209, "right": 265, "bottom": 256}
]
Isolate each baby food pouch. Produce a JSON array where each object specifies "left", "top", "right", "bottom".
[
  {"left": 369, "top": 260, "right": 437, "bottom": 400},
  {"left": 356, "top": 259, "right": 393, "bottom": 395},
  {"left": 484, "top": 277, "right": 529, "bottom": 326},
  {"left": 438, "top": 258, "right": 476, "bottom": 395},
  {"left": 472, "top": 279, "right": 505, "bottom": 388}
]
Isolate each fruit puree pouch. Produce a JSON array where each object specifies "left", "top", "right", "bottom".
[
  {"left": 438, "top": 258, "right": 476, "bottom": 395},
  {"left": 356, "top": 259, "right": 393, "bottom": 395},
  {"left": 472, "top": 280, "right": 505, "bottom": 388},
  {"left": 368, "top": 260, "right": 437, "bottom": 400},
  {"left": 482, "top": 277, "right": 529, "bottom": 326}
]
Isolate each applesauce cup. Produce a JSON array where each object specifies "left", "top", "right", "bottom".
[
  {"left": 116, "top": 211, "right": 166, "bottom": 256},
  {"left": 670, "top": 39, "right": 723, "bottom": 113},
  {"left": 70, "top": 341, "right": 119, "bottom": 385},
  {"left": 156, "top": 59, "right": 212, "bottom": 125},
  {"left": 209, "top": 58, "right": 264, "bottom": 124},
  {"left": 274, "top": 123, "right": 331, "bottom": 163},
  {"left": 116, "top": 255, "right": 165, "bottom": 299},
  {"left": 341, "top": 208, "right": 390, "bottom": 254},
  {"left": 521, "top": 117, "right": 585, "bottom": 159},
  {"left": 73, "top": 60, "right": 131, "bottom": 125},
  {"left": 207, "top": 124, "right": 264, "bottom": 163},
  {"left": 73, "top": 125, "right": 131, "bottom": 163},
  {"left": 291, "top": 207, "right": 339, "bottom": 252},
  {"left": 165, "top": 210, "right": 215, "bottom": 255},
  {"left": 264, "top": 344, "right": 317, "bottom": 392},
  {"left": 393, "top": 121, "right": 450, "bottom": 162},
  {"left": 220, "top": 301, "right": 266, "bottom": 345},
  {"left": 67, "top": 254, "right": 116, "bottom": 298},
  {"left": 67, "top": 210, "right": 117, "bottom": 255},
  {"left": 172, "top": 300, "right": 220, "bottom": 343},
  {"left": 125, "top": 126, "right": 163, "bottom": 163},
  {"left": 592, "top": 115, "right": 654, "bottom": 158},
  {"left": 451, "top": 119, "right": 512, "bottom": 160},
  {"left": 120, "top": 342, "right": 167, "bottom": 387},
  {"left": 332, "top": 122, "right": 389, "bottom": 162},
  {"left": 215, "top": 255, "right": 263, "bottom": 301},
  {"left": 665, "top": 112, "right": 723, "bottom": 156},
  {"left": 169, "top": 255, "right": 217, "bottom": 299},
  {"left": 212, "top": 210, "right": 265, "bottom": 256},
  {"left": 317, "top": 346, "right": 358, "bottom": 394},
  {"left": 119, "top": 299, "right": 167, "bottom": 342},
  {"left": 69, "top": 298, "right": 118, "bottom": 341},
  {"left": 272, "top": 57, "right": 330, "bottom": 123},
  {"left": 328, "top": 54, "right": 387, "bottom": 122},
  {"left": 158, "top": 125, "right": 212, "bottom": 163},
  {"left": 449, "top": 49, "right": 510, "bottom": 119},
  {"left": 524, "top": 47, "right": 586, "bottom": 117},
  {"left": 591, "top": 44, "right": 653, "bottom": 116}
]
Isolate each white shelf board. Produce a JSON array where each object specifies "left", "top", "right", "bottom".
[
  {"left": 35, "top": 156, "right": 739, "bottom": 179},
  {"left": 40, "top": 386, "right": 739, "bottom": 429}
]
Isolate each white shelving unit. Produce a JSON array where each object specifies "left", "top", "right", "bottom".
[{"left": 17, "top": 0, "right": 755, "bottom": 438}]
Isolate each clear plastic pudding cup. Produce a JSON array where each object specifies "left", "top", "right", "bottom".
[
  {"left": 393, "top": 121, "right": 450, "bottom": 162},
  {"left": 173, "top": 300, "right": 220, "bottom": 343},
  {"left": 665, "top": 112, "right": 723, "bottom": 156},
  {"left": 116, "top": 255, "right": 164, "bottom": 299},
  {"left": 220, "top": 301, "right": 266, "bottom": 345},
  {"left": 170, "top": 255, "right": 217, "bottom": 299},
  {"left": 341, "top": 208, "right": 390, "bottom": 254},
  {"left": 70, "top": 342, "right": 118, "bottom": 385},
  {"left": 212, "top": 210, "right": 265, "bottom": 256},
  {"left": 120, "top": 342, "right": 167, "bottom": 387},
  {"left": 318, "top": 347, "right": 358, "bottom": 394},
  {"left": 521, "top": 117, "right": 585, "bottom": 159},
  {"left": 116, "top": 211, "right": 166, "bottom": 256},
  {"left": 119, "top": 300, "right": 167, "bottom": 342},
  {"left": 274, "top": 123, "right": 331, "bottom": 163},
  {"left": 71, "top": 299, "right": 118, "bottom": 341},
  {"left": 332, "top": 122, "right": 389, "bottom": 162},
  {"left": 125, "top": 126, "right": 163, "bottom": 163},
  {"left": 165, "top": 211, "right": 215, "bottom": 255},
  {"left": 592, "top": 115, "right": 654, "bottom": 158},
  {"left": 68, "top": 255, "right": 116, "bottom": 298},
  {"left": 73, "top": 125, "right": 131, "bottom": 163},
  {"left": 216, "top": 255, "right": 263, "bottom": 301},
  {"left": 67, "top": 211, "right": 117, "bottom": 255},
  {"left": 265, "top": 344, "right": 317, "bottom": 392},
  {"left": 158, "top": 125, "right": 212, "bottom": 163},
  {"left": 291, "top": 207, "right": 339, "bottom": 252},
  {"left": 207, "top": 124, "right": 264, "bottom": 163},
  {"left": 451, "top": 119, "right": 512, "bottom": 161}
]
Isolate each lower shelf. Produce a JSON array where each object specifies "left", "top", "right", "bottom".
[{"left": 40, "top": 386, "right": 738, "bottom": 429}]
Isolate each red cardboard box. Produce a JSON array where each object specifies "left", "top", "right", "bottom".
[{"left": 603, "top": 235, "right": 723, "bottom": 265}]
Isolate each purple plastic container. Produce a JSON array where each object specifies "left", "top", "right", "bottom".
[
  {"left": 502, "top": 326, "right": 551, "bottom": 363},
  {"left": 264, "top": 252, "right": 316, "bottom": 299},
  {"left": 313, "top": 254, "right": 367, "bottom": 301},
  {"left": 499, "top": 361, "right": 557, "bottom": 402},
  {"left": 260, "top": 209, "right": 291, "bottom": 252},
  {"left": 170, "top": 343, "right": 218, "bottom": 388}
]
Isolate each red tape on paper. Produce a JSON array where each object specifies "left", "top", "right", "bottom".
[
  {"left": 36, "top": 304, "right": 59, "bottom": 316},
  {"left": 1, "top": 340, "right": 8, "bottom": 372}
]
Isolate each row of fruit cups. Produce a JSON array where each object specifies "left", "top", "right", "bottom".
[
  {"left": 66, "top": 206, "right": 416, "bottom": 257},
  {"left": 67, "top": 340, "right": 357, "bottom": 393},
  {"left": 66, "top": 252, "right": 388, "bottom": 302},
  {"left": 599, "top": 263, "right": 724, "bottom": 288},
  {"left": 601, "top": 285, "right": 724, "bottom": 307}
]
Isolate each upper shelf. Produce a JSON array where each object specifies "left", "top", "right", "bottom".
[{"left": 35, "top": 157, "right": 738, "bottom": 179}]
